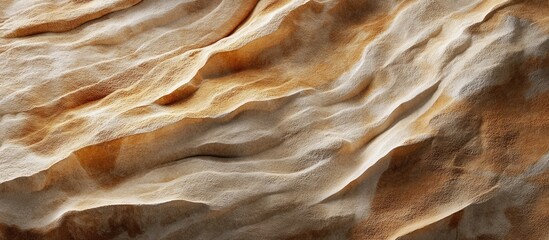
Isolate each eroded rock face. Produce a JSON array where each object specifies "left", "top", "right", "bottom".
[{"left": 0, "top": 0, "right": 547, "bottom": 239}]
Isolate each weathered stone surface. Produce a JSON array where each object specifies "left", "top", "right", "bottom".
[{"left": 0, "top": 0, "right": 548, "bottom": 239}]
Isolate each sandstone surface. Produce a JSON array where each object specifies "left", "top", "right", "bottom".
[{"left": 0, "top": 0, "right": 548, "bottom": 239}]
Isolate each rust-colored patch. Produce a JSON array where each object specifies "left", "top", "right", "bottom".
[
  {"left": 0, "top": 205, "right": 144, "bottom": 240},
  {"left": 284, "top": 221, "right": 351, "bottom": 240},
  {"left": 350, "top": 47, "right": 549, "bottom": 240},
  {"left": 74, "top": 138, "right": 122, "bottom": 184},
  {"left": 0, "top": 225, "right": 42, "bottom": 240},
  {"left": 447, "top": 209, "right": 464, "bottom": 229}
]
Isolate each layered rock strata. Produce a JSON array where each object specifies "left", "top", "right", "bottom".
[{"left": 0, "top": 0, "right": 548, "bottom": 239}]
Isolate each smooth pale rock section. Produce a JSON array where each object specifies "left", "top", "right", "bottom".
[{"left": 0, "top": 0, "right": 548, "bottom": 239}]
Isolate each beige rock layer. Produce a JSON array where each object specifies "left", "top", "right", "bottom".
[{"left": 0, "top": 0, "right": 548, "bottom": 239}]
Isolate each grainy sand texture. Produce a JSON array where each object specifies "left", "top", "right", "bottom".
[{"left": 0, "top": 0, "right": 548, "bottom": 239}]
